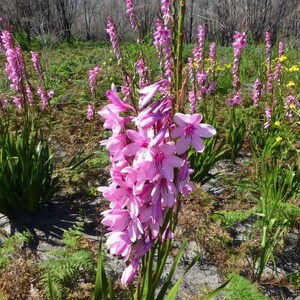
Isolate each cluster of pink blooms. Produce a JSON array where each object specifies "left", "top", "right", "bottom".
[
  {"left": 232, "top": 31, "right": 246, "bottom": 89},
  {"left": 125, "top": 0, "right": 137, "bottom": 31},
  {"left": 227, "top": 90, "right": 242, "bottom": 106},
  {"left": 135, "top": 58, "right": 148, "bottom": 89},
  {"left": 1, "top": 31, "right": 53, "bottom": 111},
  {"left": 273, "top": 40, "right": 285, "bottom": 83},
  {"left": 161, "top": 0, "right": 172, "bottom": 24},
  {"left": 99, "top": 81, "right": 216, "bottom": 285},
  {"left": 89, "top": 66, "right": 100, "bottom": 98},
  {"left": 31, "top": 51, "right": 42, "bottom": 78},
  {"left": 285, "top": 95, "right": 299, "bottom": 118},
  {"left": 153, "top": 19, "right": 172, "bottom": 82},
  {"left": 188, "top": 25, "right": 216, "bottom": 103},
  {"left": 227, "top": 31, "right": 246, "bottom": 106},
  {"left": 252, "top": 79, "right": 262, "bottom": 107},
  {"left": 209, "top": 42, "right": 216, "bottom": 77},
  {"left": 1, "top": 30, "right": 24, "bottom": 92},
  {"left": 107, "top": 18, "right": 122, "bottom": 63},
  {"left": 264, "top": 106, "right": 272, "bottom": 129},
  {"left": 265, "top": 32, "right": 273, "bottom": 91}
]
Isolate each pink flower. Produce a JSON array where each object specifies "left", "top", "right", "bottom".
[
  {"left": 172, "top": 113, "right": 216, "bottom": 155},
  {"left": 144, "top": 142, "right": 182, "bottom": 181},
  {"left": 86, "top": 104, "right": 95, "bottom": 120},
  {"left": 121, "top": 258, "right": 139, "bottom": 285},
  {"left": 31, "top": 51, "right": 42, "bottom": 77}
]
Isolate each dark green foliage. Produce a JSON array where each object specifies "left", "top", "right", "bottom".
[{"left": 0, "top": 119, "right": 57, "bottom": 217}]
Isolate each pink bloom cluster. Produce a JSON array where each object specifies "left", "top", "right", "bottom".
[
  {"left": 1, "top": 30, "right": 24, "bottom": 92},
  {"left": 99, "top": 82, "right": 216, "bottom": 285},
  {"left": 265, "top": 32, "right": 273, "bottom": 91},
  {"left": 264, "top": 106, "right": 272, "bottom": 129},
  {"left": 285, "top": 95, "right": 299, "bottom": 118},
  {"left": 161, "top": 0, "right": 172, "bottom": 24},
  {"left": 228, "top": 31, "right": 246, "bottom": 106},
  {"left": 253, "top": 79, "right": 262, "bottom": 107},
  {"left": 227, "top": 90, "right": 242, "bottom": 106},
  {"left": 189, "top": 25, "right": 216, "bottom": 102},
  {"left": 125, "top": 0, "right": 137, "bottom": 31},
  {"left": 37, "top": 87, "right": 54, "bottom": 110},
  {"left": 153, "top": 19, "right": 172, "bottom": 82},
  {"left": 209, "top": 42, "right": 216, "bottom": 76},
  {"left": 89, "top": 66, "right": 100, "bottom": 98},
  {"left": 107, "top": 18, "right": 121, "bottom": 63},
  {"left": 273, "top": 40, "right": 285, "bottom": 83},
  {"left": 232, "top": 31, "right": 246, "bottom": 89},
  {"left": 31, "top": 51, "right": 42, "bottom": 78},
  {"left": 135, "top": 58, "right": 148, "bottom": 89}
]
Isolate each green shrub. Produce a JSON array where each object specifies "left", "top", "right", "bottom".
[{"left": 0, "top": 119, "right": 57, "bottom": 217}]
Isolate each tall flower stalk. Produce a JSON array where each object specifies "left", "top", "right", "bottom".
[{"left": 98, "top": 1, "right": 216, "bottom": 298}]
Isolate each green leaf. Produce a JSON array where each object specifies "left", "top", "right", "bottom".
[
  {"left": 163, "top": 249, "right": 202, "bottom": 300},
  {"left": 202, "top": 279, "right": 231, "bottom": 300}
]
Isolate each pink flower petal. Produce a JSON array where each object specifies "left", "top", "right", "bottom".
[
  {"left": 190, "top": 113, "right": 203, "bottom": 124},
  {"left": 192, "top": 135, "right": 205, "bottom": 152},
  {"left": 176, "top": 135, "right": 190, "bottom": 155},
  {"left": 171, "top": 127, "right": 184, "bottom": 138},
  {"left": 196, "top": 124, "right": 216, "bottom": 137},
  {"left": 174, "top": 113, "right": 190, "bottom": 126}
]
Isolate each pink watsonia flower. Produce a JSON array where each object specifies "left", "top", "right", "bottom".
[
  {"left": 153, "top": 19, "right": 173, "bottom": 82},
  {"left": 86, "top": 104, "right": 95, "bottom": 120},
  {"left": 151, "top": 176, "right": 177, "bottom": 208},
  {"left": 285, "top": 95, "right": 299, "bottom": 118},
  {"left": 265, "top": 31, "right": 273, "bottom": 91},
  {"left": 2, "top": 31, "right": 23, "bottom": 92},
  {"left": 198, "top": 25, "right": 205, "bottom": 64},
  {"left": 144, "top": 142, "right": 182, "bottom": 181},
  {"left": 107, "top": 17, "right": 121, "bottom": 62},
  {"left": 135, "top": 57, "right": 148, "bottom": 89},
  {"left": 273, "top": 40, "right": 284, "bottom": 83},
  {"left": 37, "top": 87, "right": 49, "bottom": 110},
  {"left": 26, "top": 85, "right": 33, "bottom": 106},
  {"left": 209, "top": 42, "right": 216, "bottom": 77},
  {"left": 106, "top": 231, "right": 132, "bottom": 260},
  {"left": 171, "top": 113, "right": 216, "bottom": 155},
  {"left": 138, "top": 79, "right": 169, "bottom": 109},
  {"left": 253, "top": 79, "right": 262, "bottom": 107},
  {"left": 232, "top": 31, "right": 246, "bottom": 89},
  {"left": 227, "top": 90, "right": 242, "bottom": 106},
  {"left": 31, "top": 51, "right": 42, "bottom": 77},
  {"left": 177, "top": 156, "right": 195, "bottom": 196},
  {"left": 13, "top": 96, "right": 22, "bottom": 110},
  {"left": 188, "top": 90, "right": 196, "bottom": 114},
  {"left": 89, "top": 65, "right": 100, "bottom": 98},
  {"left": 102, "top": 209, "right": 143, "bottom": 242},
  {"left": 125, "top": 0, "right": 137, "bottom": 31},
  {"left": 161, "top": 0, "right": 172, "bottom": 24},
  {"left": 264, "top": 106, "right": 272, "bottom": 129}
]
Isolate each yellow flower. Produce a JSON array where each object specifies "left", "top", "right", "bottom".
[
  {"left": 288, "top": 65, "right": 299, "bottom": 72},
  {"left": 103, "top": 61, "right": 107, "bottom": 66},
  {"left": 216, "top": 66, "right": 225, "bottom": 71},
  {"left": 290, "top": 104, "right": 296, "bottom": 110},
  {"left": 225, "top": 63, "right": 232, "bottom": 69},
  {"left": 287, "top": 81, "right": 295, "bottom": 87},
  {"left": 274, "top": 120, "right": 281, "bottom": 127},
  {"left": 109, "top": 58, "right": 113, "bottom": 62},
  {"left": 276, "top": 136, "right": 282, "bottom": 142},
  {"left": 278, "top": 55, "right": 287, "bottom": 62},
  {"left": 109, "top": 77, "right": 113, "bottom": 81}
]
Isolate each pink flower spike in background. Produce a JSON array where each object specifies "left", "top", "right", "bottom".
[{"left": 172, "top": 113, "right": 216, "bottom": 155}]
